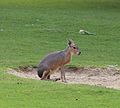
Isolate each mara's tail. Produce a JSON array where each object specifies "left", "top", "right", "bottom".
[{"left": 37, "top": 67, "right": 45, "bottom": 78}]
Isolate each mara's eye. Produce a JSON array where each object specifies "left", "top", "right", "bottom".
[{"left": 73, "top": 47, "right": 76, "bottom": 49}]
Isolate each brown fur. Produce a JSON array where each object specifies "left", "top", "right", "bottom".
[{"left": 37, "top": 39, "right": 81, "bottom": 82}]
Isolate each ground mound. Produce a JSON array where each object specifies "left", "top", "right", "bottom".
[{"left": 7, "top": 66, "right": 120, "bottom": 90}]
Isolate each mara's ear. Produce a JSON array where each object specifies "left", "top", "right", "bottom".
[
  {"left": 67, "top": 39, "right": 74, "bottom": 46},
  {"left": 68, "top": 39, "right": 72, "bottom": 46}
]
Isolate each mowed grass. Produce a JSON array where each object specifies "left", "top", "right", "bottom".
[
  {"left": 0, "top": 0, "right": 120, "bottom": 68},
  {"left": 0, "top": 0, "right": 120, "bottom": 108},
  {"left": 1, "top": 72, "right": 120, "bottom": 108}
]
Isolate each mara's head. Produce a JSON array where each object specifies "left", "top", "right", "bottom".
[{"left": 68, "top": 39, "right": 81, "bottom": 55}]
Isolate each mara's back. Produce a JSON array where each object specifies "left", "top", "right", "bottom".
[{"left": 39, "top": 51, "right": 65, "bottom": 70}]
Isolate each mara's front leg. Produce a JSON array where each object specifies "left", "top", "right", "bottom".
[{"left": 60, "top": 67, "right": 67, "bottom": 83}]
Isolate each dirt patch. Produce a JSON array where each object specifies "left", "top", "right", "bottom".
[{"left": 7, "top": 66, "right": 120, "bottom": 90}]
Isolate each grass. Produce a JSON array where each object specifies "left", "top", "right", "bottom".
[
  {"left": 0, "top": 0, "right": 120, "bottom": 108},
  {"left": 0, "top": 72, "right": 120, "bottom": 108},
  {"left": 0, "top": 0, "right": 120, "bottom": 68}
]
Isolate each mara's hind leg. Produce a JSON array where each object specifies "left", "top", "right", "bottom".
[
  {"left": 47, "top": 74, "right": 60, "bottom": 81},
  {"left": 47, "top": 75, "right": 50, "bottom": 79},
  {"left": 41, "top": 71, "right": 54, "bottom": 81},
  {"left": 41, "top": 70, "right": 60, "bottom": 82},
  {"left": 41, "top": 71, "right": 50, "bottom": 80}
]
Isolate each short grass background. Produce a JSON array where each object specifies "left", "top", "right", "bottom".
[
  {"left": 0, "top": 0, "right": 120, "bottom": 108},
  {"left": 0, "top": 0, "right": 120, "bottom": 68}
]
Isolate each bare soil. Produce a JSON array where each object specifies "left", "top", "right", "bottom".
[{"left": 7, "top": 66, "right": 120, "bottom": 90}]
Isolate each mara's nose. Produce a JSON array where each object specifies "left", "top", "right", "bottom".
[{"left": 78, "top": 52, "right": 81, "bottom": 55}]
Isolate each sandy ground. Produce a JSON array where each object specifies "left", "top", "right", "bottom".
[{"left": 7, "top": 66, "right": 120, "bottom": 90}]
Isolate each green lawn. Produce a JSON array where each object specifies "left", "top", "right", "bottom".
[
  {"left": 0, "top": 0, "right": 120, "bottom": 108},
  {"left": 0, "top": 0, "right": 120, "bottom": 68},
  {"left": 1, "top": 72, "right": 120, "bottom": 108}
]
